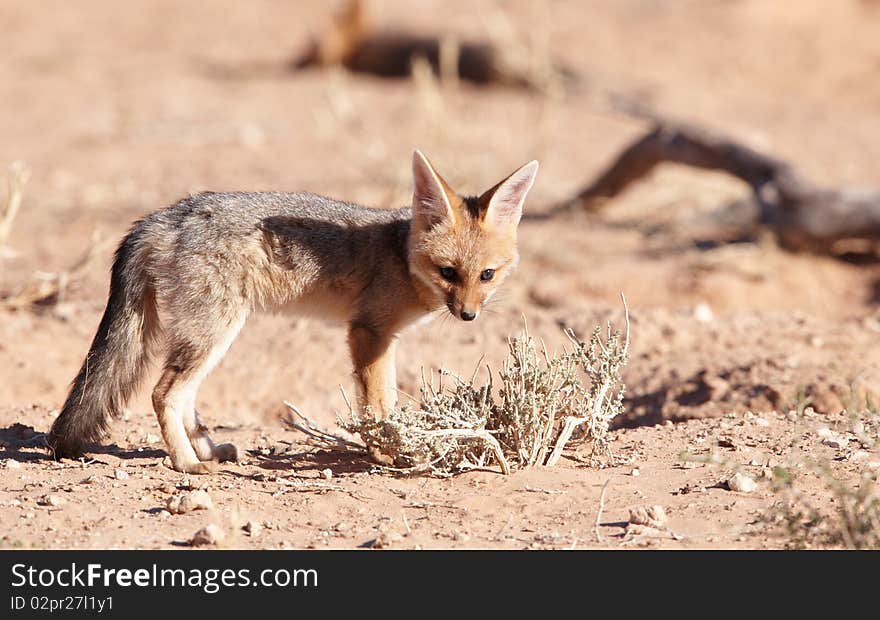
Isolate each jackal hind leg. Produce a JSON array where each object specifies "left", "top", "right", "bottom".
[{"left": 152, "top": 315, "right": 246, "bottom": 474}]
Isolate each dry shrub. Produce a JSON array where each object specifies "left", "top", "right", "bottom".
[
  {"left": 765, "top": 407, "right": 880, "bottom": 549},
  {"left": 342, "top": 370, "right": 508, "bottom": 474},
  {"left": 286, "top": 296, "right": 629, "bottom": 475},
  {"left": 768, "top": 466, "right": 880, "bottom": 550}
]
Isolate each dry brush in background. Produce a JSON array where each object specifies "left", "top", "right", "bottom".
[{"left": 291, "top": 0, "right": 577, "bottom": 95}]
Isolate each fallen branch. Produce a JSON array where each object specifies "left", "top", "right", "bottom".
[{"left": 552, "top": 119, "right": 880, "bottom": 255}]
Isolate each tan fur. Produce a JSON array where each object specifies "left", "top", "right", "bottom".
[{"left": 49, "top": 151, "right": 538, "bottom": 473}]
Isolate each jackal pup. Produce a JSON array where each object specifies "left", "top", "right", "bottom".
[{"left": 49, "top": 151, "right": 538, "bottom": 473}]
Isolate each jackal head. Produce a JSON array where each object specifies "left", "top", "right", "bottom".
[{"left": 408, "top": 150, "right": 539, "bottom": 321}]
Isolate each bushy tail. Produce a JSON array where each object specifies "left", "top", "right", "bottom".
[{"left": 49, "top": 224, "right": 159, "bottom": 458}]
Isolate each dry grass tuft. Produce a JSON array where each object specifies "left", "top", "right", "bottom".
[
  {"left": 1, "top": 230, "right": 110, "bottom": 309},
  {"left": 765, "top": 408, "right": 880, "bottom": 549},
  {"left": 768, "top": 466, "right": 880, "bottom": 549},
  {"left": 0, "top": 162, "right": 31, "bottom": 257},
  {"left": 285, "top": 295, "right": 630, "bottom": 476},
  {"left": 1, "top": 161, "right": 112, "bottom": 310}
]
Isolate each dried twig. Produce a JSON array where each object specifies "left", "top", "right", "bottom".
[
  {"left": 282, "top": 401, "right": 367, "bottom": 454},
  {"left": 594, "top": 478, "right": 611, "bottom": 544}
]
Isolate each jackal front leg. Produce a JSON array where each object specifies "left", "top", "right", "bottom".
[{"left": 347, "top": 325, "right": 398, "bottom": 421}]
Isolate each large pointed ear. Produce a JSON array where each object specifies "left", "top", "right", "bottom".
[
  {"left": 480, "top": 160, "right": 539, "bottom": 229},
  {"left": 412, "top": 150, "right": 456, "bottom": 228}
]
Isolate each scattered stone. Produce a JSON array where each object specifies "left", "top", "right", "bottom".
[
  {"left": 190, "top": 524, "right": 225, "bottom": 547},
  {"left": 693, "top": 303, "right": 714, "bottom": 323},
  {"left": 630, "top": 468, "right": 640, "bottom": 477},
  {"left": 243, "top": 520, "right": 262, "bottom": 537},
  {"left": 850, "top": 451, "right": 870, "bottom": 463},
  {"left": 80, "top": 475, "right": 97, "bottom": 485},
  {"left": 628, "top": 505, "right": 667, "bottom": 529},
  {"left": 321, "top": 468, "right": 333, "bottom": 480},
  {"left": 754, "top": 417, "right": 770, "bottom": 427},
  {"left": 816, "top": 427, "right": 834, "bottom": 438},
  {"left": 363, "top": 532, "right": 402, "bottom": 549},
  {"left": 624, "top": 524, "right": 669, "bottom": 539},
  {"left": 166, "top": 490, "right": 213, "bottom": 515},
  {"left": 727, "top": 472, "right": 757, "bottom": 493},
  {"left": 822, "top": 435, "right": 848, "bottom": 450},
  {"left": 4, "top": 459, "right": 22, "bottom": 469},
  {"left": 38, "top": 494, "right": 66, "bottom": 507},
  {"left": 114, "top": 469, "right": 129, "bottom": 480},
  {"left": 674, "top": 483, "right": 704, "bottom": 495}
]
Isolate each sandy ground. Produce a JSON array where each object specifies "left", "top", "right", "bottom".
[{"left": 1, "top": 0, "right": 879, "bottom": 549}]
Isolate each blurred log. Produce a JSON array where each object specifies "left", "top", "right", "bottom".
[
  {"left": 291, "top": 0, "right": 577, "bottom": 93},
  {"left": 552, "top": 121, "right": 880, "bottom": 254}
]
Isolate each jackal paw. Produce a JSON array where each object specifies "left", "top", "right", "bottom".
[{"left": 166, "top": 458, "right": 218, "bottom": 475}]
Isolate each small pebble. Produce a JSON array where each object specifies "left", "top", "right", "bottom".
[
  {"left": 4, "top": 459, "right": 22, "bottom": 469},
  {"left": 727, "top": 472, "right": 757, "bottom": 493},
  {"left": 38, "top": 494, "right": 66, "bottom": 507},
  {"left": 243, "top": 520, "right": 262, "bottom": 537},
  {"left": 694, "top": 303, "right": 714, "bottom": 323},
  {"left": 190, "top": 524, "right": 225, "bottom": 547},
  {"left": 166, "top": 490, "right": 213, "bottom": 515},
  {"left": 628, "top": 505, "right": 667, "bottom": 529},
  {"left": 822, "top": 436, "right": 848, "bottom": 450},
  {"left": 630, "top": 468, "right": 640, "bottom": 477},
  {"left": 321, "top": 468, "right": 333, "bottom": 480},
  {"left": 114, "top": 469, "right": 129, "bottom": 480},
  {"left": 365, "top": 532, "right": 402, "bottom": 549}
]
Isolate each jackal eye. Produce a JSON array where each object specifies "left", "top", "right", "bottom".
[
  {"left": 439, "top": 266, "right": 457, "bottom": 282},
  {"left": 480, "top": 269, "right": 495, "bottom": 282}
]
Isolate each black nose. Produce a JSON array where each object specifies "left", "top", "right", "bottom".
[{"left": 460, "top": 310, "right": 476, "bottom": 321}]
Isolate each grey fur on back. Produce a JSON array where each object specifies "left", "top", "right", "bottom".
[{"left": 49, "top": 191, "right": 415, "bottom": 457}]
